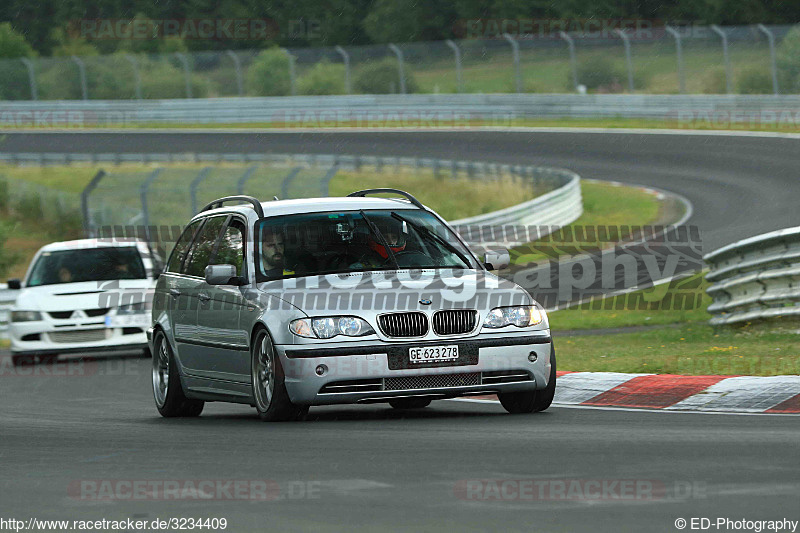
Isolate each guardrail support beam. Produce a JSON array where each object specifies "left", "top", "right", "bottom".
[
  {"left": 124, "top": 54, "right": 142, "bottom": 100},
  {"left": 226, "top": 50, "right": 244, "bottom": 96},
  {"left": 710, "top": 25, "right": 732, "bottom": 95},
  {"left": 335, "top": 46, "right": 351, "bottom": 94},
  {"left": 559, "top": 32, "right": 579, "bottom": 93},
  {"left": 71, "top": 55, "right": 88, "bottom": 100},
  {"left": 614, "top": 29, "right": 635, "bottom": 93},
  {"left": 502, "top": 33, "right": 522, "bottom": 94},
  {"left": 388, "top": 44, "right": 407, "bottom": 94},
  {"left": 20, "top": 58, "right": 37, "bottom": 100},
  {"left": 665, "top": 26, "right": 686, "bottom": 94},
  {"left": 445, "top": 40, "right": 463, "bottom": 93}
]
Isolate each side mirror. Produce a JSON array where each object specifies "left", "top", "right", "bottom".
[
  {"left": 205, "top": 264, "right": 239, "bottom": 285},
  {"left": 483, "top": 249, "right": 510, "bottom": 271},
  {"left": 7, "top": 278, "right": 21, "bottom": 290}
]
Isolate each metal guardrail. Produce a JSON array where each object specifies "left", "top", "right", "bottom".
[
  {"left": 2, "top": 94, "right": 800, "bottom": 126},
  {"left": 705, "top": 226, "right": 800, "bottom": 325},
  {"left": 0, "top": 283, "right": 15, "bottom": 339}
]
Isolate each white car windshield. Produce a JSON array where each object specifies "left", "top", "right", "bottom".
[
  {"left": 255, "top": 209, "right": 476, "bottom": 280},
  {"left": 26, "top": 247, "right": 147, "bottom": 287}
]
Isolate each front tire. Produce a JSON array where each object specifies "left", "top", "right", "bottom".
[
  {"left": 152, "top": 330, "right": 204, "bottom": 417},
  {"left": 499, "top": 344, "right": 557, "bottom": 414},
  {"left": 252, "top": 328, "right": 307, "bottom": 422}
]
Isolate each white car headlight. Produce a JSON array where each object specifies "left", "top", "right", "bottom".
[
  {"left": 116, "top": 302, "right": 149, "bottom": 315},
  {"left": 10, "top": 311, "right": 42, "bottom": 322},
  {"left": 482, "top": 306, "right": 543, "bottom": 329},
  {"left": 290, "top": 317, "right": 375, "bottom": 339}
]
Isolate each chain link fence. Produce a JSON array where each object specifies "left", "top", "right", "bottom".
[{"left": 1, "top": 24, "right": 799, "bottom": 101}]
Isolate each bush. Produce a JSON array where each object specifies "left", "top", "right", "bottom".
[
  {"left": 0, "top": 220, "right": 20, "bottom": 278},
  {"left": 246, "top": 48, "right": 291, "bottom": 96},
  {"left": 298, "top": 59, "right": 346, "bottom": 95},
  {"left": 737, "top": 67, "right": 774, "bottom": 94},
  {"left": 571, "top": 56, "right": 625, "bottom": 91},
  {"left": 777, "top": 25, "right": 800, "bottom": 94},
  {"left": 702, "top": 67, "right": 727, "bottom": 94},
  {"left": 354, "top": 58, "right": 418, "bottom": 94}
]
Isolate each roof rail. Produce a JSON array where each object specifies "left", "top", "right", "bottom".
[
  {"left": 346, "top": 188, "right": 425, "bottom": 210},
  {"left": 199, "top": 195, "right": 264, "bottom": 218}
]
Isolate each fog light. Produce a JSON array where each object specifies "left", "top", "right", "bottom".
[
  {"left": 315, "top": 365, "right": 327, "bottom": 376},
  {"left": 528, "top": 352, "right": 538, "bottom": 363}
]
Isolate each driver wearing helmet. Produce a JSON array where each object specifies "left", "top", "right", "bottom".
[{"left": 349, "top": 218, "right": 407, "bottom": 269}]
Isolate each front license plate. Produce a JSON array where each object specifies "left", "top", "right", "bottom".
[{"left": 409, "top": 345, "right": 459, "bottom": 364}]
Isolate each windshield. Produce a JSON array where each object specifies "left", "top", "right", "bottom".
[
  {"left": 26, "top": 247, "right": 147, "bottom": 287},
  {"left": 255, "top": 209, "right": 476, "bottom": 280}
]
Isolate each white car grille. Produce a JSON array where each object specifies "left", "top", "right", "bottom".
[{"left": 48, "top": 329, "right": 110, "bottom": 343}]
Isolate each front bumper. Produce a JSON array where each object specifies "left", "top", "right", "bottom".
[
  {"left": 277, "top": 332, "right": 553, "bottom": 405},
  {"left": 9, "top": 315, "right": 149, "bottom": 357}
]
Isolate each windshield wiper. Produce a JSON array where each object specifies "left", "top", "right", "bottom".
[
  {"left": 360, "top": 210, "right": 399, "bottom": 268},
  {"left": 390, "top": 212, "right": 472, "bottom": 268}
]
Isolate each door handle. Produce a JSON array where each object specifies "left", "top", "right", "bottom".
[
  {"left": 198, "top": 293, "right": 211, "bottom": 303},
  {"left": 169, "top": 288, "right": 181, "bottom": 298}
]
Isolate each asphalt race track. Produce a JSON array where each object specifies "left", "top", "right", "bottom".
[
  {"left": 1, "top": 130, "right": 799, "bottom": 531},
  {"left": 2, "top": 352, "right": 799, "bottom": 532}
]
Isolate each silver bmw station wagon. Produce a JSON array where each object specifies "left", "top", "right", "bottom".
[{"left": 149, "top": 189, "right": 555, "bottom": 421}]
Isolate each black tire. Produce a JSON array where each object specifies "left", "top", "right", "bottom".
[
  {"left": 252, "top": 328, "right": 307, "bottom": 422},
  {"left": 141, "top": 347, "right": 152, "bottom": 359},
  {"left": 499, "top": 345, "right": 557, "bottom": 414},
  {"left": 152, "top": 330, "right": 204, "bottom": 418},
  {"left": 389, "top": 397, "right": 432, "bottom": 409}
]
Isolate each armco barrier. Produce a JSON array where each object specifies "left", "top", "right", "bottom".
[
  {"left": 704, "top": 226, "right": 800, "bottom": 325},
  {"left": 2, "top": 94, "right": 800, "bottom": 126}
]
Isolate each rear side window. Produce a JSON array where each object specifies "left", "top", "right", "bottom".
[
  {"left": 183, "top": 216, "right": 227, "bottom": 278},
  {"left": 166, "top": 219, "right": 204, "bottom": 274}
]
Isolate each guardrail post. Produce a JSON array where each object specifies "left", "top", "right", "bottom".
[
  {"left": 614, "top": 29, "right": 635, "bottom": 93},
  {"left": 388, "top": 44, "right": 407, "bottom": 94},
  {"left": 173, "top": 53, "right": 193, "bottom": 98},
  {"left": 71, "top": 55, "right": 88, "bottom": 100},
  {"left": 140, "top": 168, "right": 164, "bottom": 243},
  {"left": 281, "top": 49, "right": 297, "bottom": 96},
  {"left": 280, "top": 166, "right": 302, "bottom": 199},
  {"left": 757, "top": 24, "right": 779, "bottom": 95},
  {"left": 445, "top": 40, "right": 463, "bottom": 93},
  {"left": 664, "top": 26, "right": 685, "bottom": 94},
  {"left": 226, "top": 50, "right": 244, "bottom": 96},
  {"left": 189, "top": 166, "right": 213, "bottom": 215},
  {"left": 558, "top": 32, "right": 579, "bottom": 92},
  {"left": 335, "top": 46, "right": 351, "bottom": 94},
  {"left": 81, "top": 169, "right": 106, "bottom": 237},
  {"left": 236, "top": 165, "right": 258, "bottom": 195},
  {"left": 124, "top": 54, "right": 142, "bottom": 100},
  {"left": 20, "top": 58, "right": 37, "bottom": 100},
  {"left": 502, "top": 33, "right": 522, "bottom": 93},
  {"left": 710, "top": 25, "right": 732, "bottom": 95}
]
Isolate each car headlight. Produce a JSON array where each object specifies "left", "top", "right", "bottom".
[
  {"left": 116, "top": 302, "right": 148, "bottom": 315},
  {"left": 10, "top": 311, "right": 42, "bottom": 322},
  {"left": 289, "top": 317, "right": 375, "bottom": 339},
  {"left": 482, "top": 306, "right": 543, "bottom": 329}
]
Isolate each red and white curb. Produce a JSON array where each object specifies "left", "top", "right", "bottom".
[{"left": 464, "top": 372, "right": 800, "bottom": 414}]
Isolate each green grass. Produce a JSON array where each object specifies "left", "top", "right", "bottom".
[
  {"left": 0, "top": 339, "right": 9, "bottom": 349},
  {"left": 510, "top": 180, "right": 666, "bottom": 266},
  {"left": 558, "top": 323, "right": 800, "bottom": 376}
]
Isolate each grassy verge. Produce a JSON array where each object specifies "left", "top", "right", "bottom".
[{"left": 0, "top": 339, "right": 9, "bottom": 349}]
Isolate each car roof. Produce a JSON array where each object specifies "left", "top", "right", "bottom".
[
  {"left": 195, "top": 196, "right": 425, "bottom": 221},
  {"left": 37, "top": 238, "right": 149, "bottom": 252}
]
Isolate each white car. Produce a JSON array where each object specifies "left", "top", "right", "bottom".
[{"left": 6, "top": 239, "right": 162, "bottom": 366}]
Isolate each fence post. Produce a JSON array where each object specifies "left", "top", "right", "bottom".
[
  {"left": 71, "top": 55, "right": 88, "bottom": 100},
  {"left": 20, "top": 58, "right": 37, "bottom": 100},
  {"left": 124, "top": 54, "right": 142, "bottom": 99},
  {"left": 335, "top": 46, "right": 351, "bottom": 94},
  {"left": 280, "top": 167, "right": 302, "bottom": 199},
  {"left": 502, "top": 33, "right": 522, "bottom": 93},
  {"left": 81, "top": 170, "right": 106, "bottom": 237},
  {"left": 320, "top": 164, "right": 339, "bottom": 197},
  {"left": 710, "top": 25, "right": 732, "bottom": 95},
  {"left": 282, "top": 49, "right": 296, "bottom": 96},
  {"left": 614, "top": 29, "right": 635, "bottom": 93},
  {"left": 189, "top": 166, "right": 213, "bottom": 215},
  {"left": 226, "top": 50, "right": 244, "bottom": 96},
  {"left": 388, "top": 44, "right": 406, "bottom": 94},
  {"left": 445, "top": 39, "right": 463, "bottom": 93},
  {"left": 140, "top": 168, "right": 163, "bottom": 242},
  {"left": 559, "top": 32, "right": 579, "bottom": 92},
  {"left": 665, "top": 26, "right": 685, "bottom": 94},
  {"left": 236, "top": 165, "right": 258, "bottom": 195},
  {"left": 756, "top": 24, "right": 779, "bottom": 95},
  {"left": 173, "top": 53, "right": 193, "bottom": 98}
]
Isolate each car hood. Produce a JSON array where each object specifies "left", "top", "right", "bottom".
[
  {"left": 12, "top": 280, "right": 154, "bottom": 312},
  {"left": 257, "top": 269, "right": 534, "bottom": 313}
]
